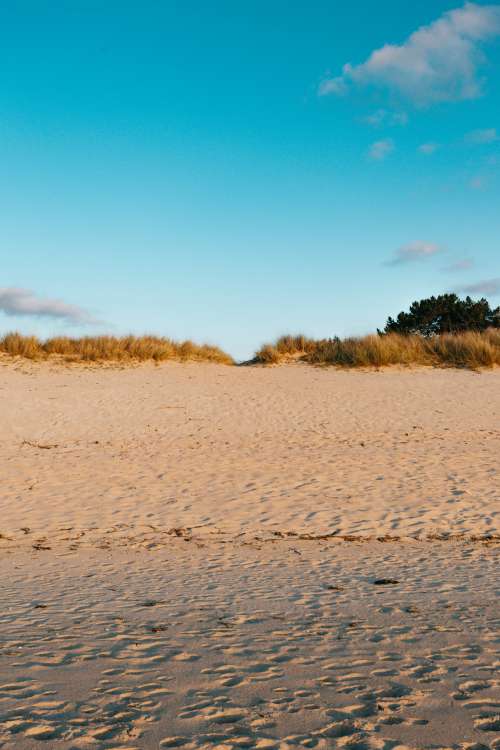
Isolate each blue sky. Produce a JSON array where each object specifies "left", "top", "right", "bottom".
[{"left": 1, "top": 1, "right": 499, "bottom": 359}]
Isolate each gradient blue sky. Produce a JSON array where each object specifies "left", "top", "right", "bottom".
[{"left": 1, "top": 1, "right": 499, "bottom": 358}]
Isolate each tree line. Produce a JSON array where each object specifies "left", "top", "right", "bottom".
[{"left": 381, "top": 294, "right": 500, "bottom": 336}]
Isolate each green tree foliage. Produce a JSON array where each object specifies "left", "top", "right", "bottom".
[{"left": 382, "top": 294, "right": 500, "bottom": 336}]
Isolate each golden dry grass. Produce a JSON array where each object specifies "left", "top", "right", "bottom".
[
  {"left": 2, "top": 330, "right": 500, "bottom": 369},
  {"left": 255, "top": 330, "right": 500, "bottom": 369},
  {"left": 0, "top": 333, "right": 233, "bottom": 364}
]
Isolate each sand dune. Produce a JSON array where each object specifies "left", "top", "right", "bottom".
[{"left": 0, "top": 362, "right": 498, "bottom": 749}]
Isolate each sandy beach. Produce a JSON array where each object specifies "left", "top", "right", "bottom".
[{"left": 1, "top": 362, "right": 499, "bottom": 749}]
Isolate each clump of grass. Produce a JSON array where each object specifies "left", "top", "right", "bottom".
[
  {"left": 0, "top": 333, "right": 43, "bottom": 359},
  {"left": 254, "top": 330, "right": 500, "bottom": 370},
  {"left": 309, "top": 334, "right": 431, "bottom": 367},
  {"left": 0, "top": 333, "right": 233, "bottom": 364},
  {"left": 274, "top": 334, "right": 316, "bottom": 355},
  {"left": 256, "top": 343, "right": 282, "bottom": 364},
  {"left": 255, "top": 334, "right": 316, "bottom": 363},
  {"left": 425, "top": 330, "right": 500, "bottom": 369}
]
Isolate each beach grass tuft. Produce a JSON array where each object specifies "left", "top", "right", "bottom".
[
  {"left": 255, "top": 329, "right": 500, "bottom": 369},
  {"left": 0, "top": 333, "right": 233, "bottom": 364},
  {"left": 2, "top": 330, "right": 500, "bottom": 369}
]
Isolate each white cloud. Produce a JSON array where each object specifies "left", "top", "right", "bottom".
[
  {"left": 388, "top": 241, "right": 442, "bottom": 264},
  {"left": 320, "top": 77, "right": 347, "bottom": 96},
  {"left": 0, "top": 287, "right": 95, "bottom": 324},
  {"left": 459, "top": 277, "right": 500, "bottom": 295},
  {"left": 465, "top": 127, "right": 499, "bottom": 143},
  {"left": 369, "top": 138, "right": 394, "bottom": 160},
  {"left": 319, "top": 3, "right": 500, "bottom": 105},
  {"left": 364, "top": 109, "right": 408, "bottom": 127},
  {"left": 419, "top": 142, "right": 440, "bottom": 154}
]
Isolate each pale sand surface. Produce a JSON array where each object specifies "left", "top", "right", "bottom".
[{"left": 0, "top": 362, "right": 499, "bottom": 749}]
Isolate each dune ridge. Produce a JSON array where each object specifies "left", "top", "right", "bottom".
[{"left": 2, "top": 329, "right": 500, "bottom": 369}]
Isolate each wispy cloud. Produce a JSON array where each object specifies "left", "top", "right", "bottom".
[
  {"left": 465, "top": 127, "right": 499, "bottom": 143},
  {"left": 0, "top": 287, "right": 95, "bottom": 324},
  {"left": 387, "top": 241, "right": 442, "bottom": 265},
  {"left": 363, "top": 109, "right": 408, "bottom": 127},
  {"left": 459, "top": 277, "right": 500, "bottom": 295},
  {"left": 319, "top": 3, "right": 500, "bottom": 105},
  {"left": 442, "top": 258, "right": 474, "bottom": 272},
  {"left": 419, "top": 142, "right": 440, "bottom": 155},
  {"left": 369, "top": 138, "right": 395, "bottom": 161},
  {"left": 469, "top": 175, "right": 487, "bottom": 190}
]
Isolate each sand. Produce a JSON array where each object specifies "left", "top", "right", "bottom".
[{"left": 0, "top": 361, "right": 498, "bottom": 749}]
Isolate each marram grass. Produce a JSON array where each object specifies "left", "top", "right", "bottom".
[
  {"left": 0, "top": 333, "right": 233, "bottom": 364},
  {"left": 2, "top": 330, "right": 500, "bottom": 369},
  {"left": 254, "top": 330, "right": 500, "bottom": 370}
]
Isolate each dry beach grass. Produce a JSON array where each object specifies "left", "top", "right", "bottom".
[
  {"left": 2, "top": 330, "right": 500, "bottom": 370},
  {"left": 255, "top": 329, "right": 500, "bottom": 369},
  {"left": 0, "top": 332, "right": 233, "bottom": 364}
]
